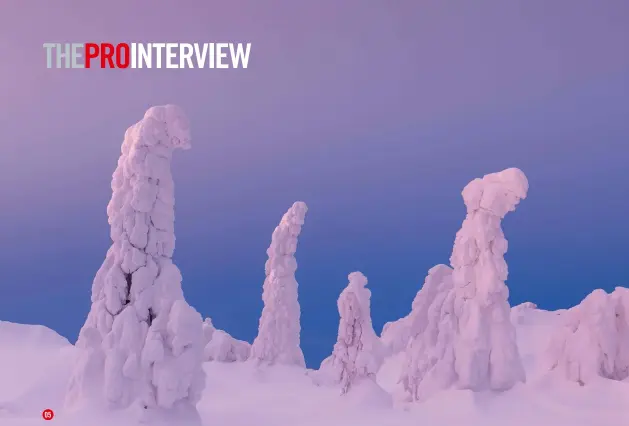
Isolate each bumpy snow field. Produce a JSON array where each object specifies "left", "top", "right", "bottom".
[{"left": 1, "top": 305, "right": 628, "bottom": 426}]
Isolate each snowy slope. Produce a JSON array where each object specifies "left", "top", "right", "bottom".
[{"left": 1, "top": 305, "right": 628, "bottom": 426}]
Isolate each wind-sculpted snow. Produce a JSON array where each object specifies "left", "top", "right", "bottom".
[
  {"left": 250, "top": 202, "right": 308, "bottom": 367},
  {"left": 546, "top": 287, "right": 629, "bottom": 384},
  {"left": 319, "top": 272, "right": 384, "bottom": 394},
  {"left": 397, "top": 168, "right": 528, "bottom": 401},
  {"left": 202, "top": 318, "right": 251, "bottom": 362},
  {"left": 66, "top": 105, "right": 205, "bottom": 420}
]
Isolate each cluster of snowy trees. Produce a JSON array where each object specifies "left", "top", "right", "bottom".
[{"left": 65, "top": 106, "right": 628, "bottom": 422}]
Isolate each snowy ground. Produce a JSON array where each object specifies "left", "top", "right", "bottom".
[{"left": 1, "top": 307, "right": 628, "bottom": 426}]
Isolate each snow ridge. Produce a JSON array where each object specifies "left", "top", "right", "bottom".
[
  {"left": 249, "top": 201, "right": 308, "bottom": 367},
  {"left": 66, "top": 105, "right": 205, "bottom": 418}
]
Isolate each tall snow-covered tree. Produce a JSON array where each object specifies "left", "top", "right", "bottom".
[
  {"left": 319, "top": 272, "right": 384, "bottom": 394},
  {"left": 399, "top": 168, "right": 528, "bottom": 401},
  {"left": 249, "top": 201, "right": 308, "bottom": 367},
  {"left": 66, "top": 105, "right": 206, "bottom": 419},
  {"left": 546, "top": 287, "right": 629, "bottom": 385}
]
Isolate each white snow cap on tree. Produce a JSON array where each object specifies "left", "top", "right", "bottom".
[
  {"left": 249, "top": 201, "right": 308, "bottom": 367},
  {"left": 399, "top": 168, "right": 528, "bottom": 401},
  {"left": 66, "top": 105, "right": 205, "bottom": 417},
  {"left": 319, "top": 272, "right": 384, "bottom": 394},
  {"left": 546, "top": 287, "right": 629, "bottom": 385},
  {"left": 202, "top": 317, "right": 251, "bottom": 362}
]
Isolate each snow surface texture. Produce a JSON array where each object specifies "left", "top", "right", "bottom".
[
  {"left": 202, "top": 318, "right": 251, "bottom": 363},
  {"left": 2, "top": 305, "right": 629, "bottom": 426},
  {"left": 393, "top": 168, "right": 528, "bottom": 401},
  {"left": 546, "top": 287, "right": 629, "bottom": 385},
  {"left": 318, "top": 272, "right": 384, "bottom": 394},
  {"left": 249, "top": 202, "right": 308, "bottom": 367},
  {"left": 65, "top": 105, "right": 205, "bottom": 421}
]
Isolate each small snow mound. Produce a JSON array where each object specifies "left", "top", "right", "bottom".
[
  {"left": 511, "top": 302, "right": 539, "bottom": 324},
  {"left": 339, "top": 379, "right": 393, "bottom": 410},
  {"left": 205, "top": 330, "right": 251, "bottom": 363},
  {"left": 0, "top": 321, "right": 70, "bottom": 348}
]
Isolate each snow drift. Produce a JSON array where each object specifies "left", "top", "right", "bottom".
[
  {"left": 66, "top": 105, "right": 205, "bottom": 421},
  {"left": 250, "top": 201, "right": 308, "bottom": 367}
]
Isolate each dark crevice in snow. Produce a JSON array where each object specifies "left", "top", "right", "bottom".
[{"left": 124, "top": 273, "right": 132, "bottom": 305}]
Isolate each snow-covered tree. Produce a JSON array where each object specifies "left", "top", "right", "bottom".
[
  {"left": 399, "top": 168, "right": 528, "bottom": 401},
  {"left": 319, "top": 272, "right": 384, "bottom": 394},
  {"left": 66, "top": 105, "right": 205, "bottom": 420},
  {"left": 381, "top": 264, "right": 454, "bottom": 355},
  {"left": 546, "top": 287, "right": 629, "bottom": 385},
  {"left": 249, "top": 201, "right": 308, "bottom": 367},
  {"left": 202, "top": 317, "right": 251, "bottom": 362}
]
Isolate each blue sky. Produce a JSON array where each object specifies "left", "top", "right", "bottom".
[{"left": 0, "top": 1, "right": 628, "bottom": 367}]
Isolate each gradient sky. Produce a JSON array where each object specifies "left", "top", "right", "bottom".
[{"left": 1, "top": 1, "right": 628, "bottom": 367}]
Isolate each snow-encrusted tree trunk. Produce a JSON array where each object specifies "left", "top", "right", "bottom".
[
  {"left": 546, "top": 287, "right": 629, "bottom": 385},
  {"left": 399, "top": 168, "right": 528, "bottom": 401},
  {"left": 448, "top": 167, "right": 527, "bottom": 391},
  {"left": 249, "top": 202, "right": 308, "bottom": 367},
  {"left": 66, "top": 105, "right": 205, "bottom": 420},
  {"left": 319, "top": 272, "right": 383, "bottom": 394}
]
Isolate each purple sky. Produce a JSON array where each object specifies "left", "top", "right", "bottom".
[{"left": 1, "top": 1, "right": 628, "bottom": 366}]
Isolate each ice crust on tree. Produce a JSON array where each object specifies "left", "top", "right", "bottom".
[
  {"left": 399, "top": 168, "right": 528, "bottom": 401},
  {"left": 249, "top": 201, "right": 308, "bottom": 367},
  {"left": 202, "top": 318, "right": 251, "bottom": 362},
  {"left": 546, "top": 287, "right": 629, "bottom": 384},
  {"left": 319, "top": 272, "right": 384, "bottom": 394},
  {"left": 66, "top": 105, "right": 205, "bottom": 416}
]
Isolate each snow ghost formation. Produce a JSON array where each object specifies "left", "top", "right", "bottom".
[
  {"left": 249, "top": 201, "right": 308, "bottom": 367},
  {"left": 381, "top": 264, "right": 454, "bottom": 356},
  {"left": 66, "top": 105, "right": 206, "bottom": 415},
  {"left": 395, "top": 265, "right": 455, "bottom": 401},
  {"left": 448, "top": 167, "right": 528, "bottom": 391},
  {"left": 546, "top": 287, "right": 629, "bottom": 385},
  {"left": 319, "top": 272, "right": 384, "bottom": 394},
  {"left": 202, "top": 317, "right": 251, "bottom": 362},
  {"left": 399, "top": 168, "right": 528, "bottom": 401}
]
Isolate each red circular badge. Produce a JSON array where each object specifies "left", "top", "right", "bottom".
[{"left": 42, "top": 409, "right": 54, "bottom": 420}]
